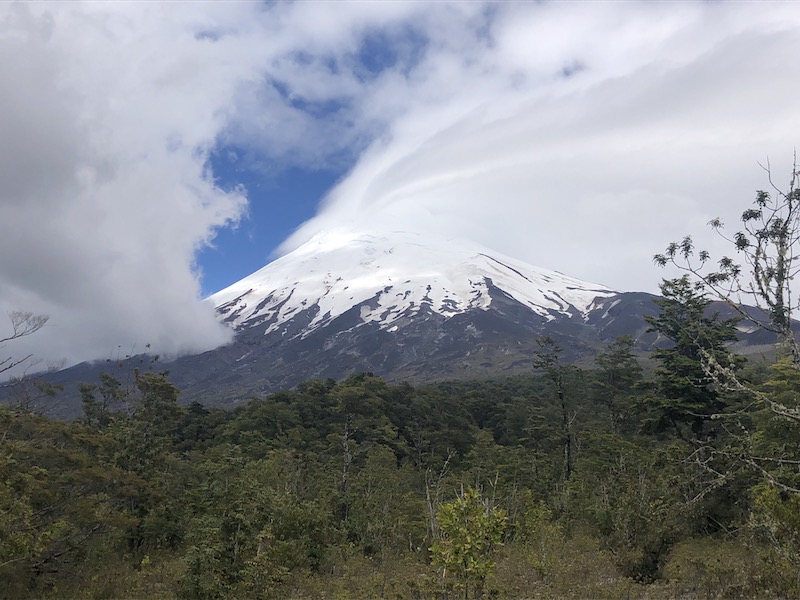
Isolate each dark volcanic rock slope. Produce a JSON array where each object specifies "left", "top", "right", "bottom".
[
  {"left": 166, "top": 230, "right": 649, "bottom": 406},
  {"left": 36, "top": 230, "right": 673, "bottom": 415}
]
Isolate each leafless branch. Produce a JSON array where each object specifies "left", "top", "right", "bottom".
[
  {"left": 0, "top": 312, "right": 49, "bottom": 345},
  {"left": 0, "top": 312, "right": 49, "bottom": 378}
]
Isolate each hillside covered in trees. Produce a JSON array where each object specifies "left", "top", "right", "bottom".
[{"left": 2, "top": 327, "right": 799, "bottom": 598}]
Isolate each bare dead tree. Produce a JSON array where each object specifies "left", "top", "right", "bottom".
[
  {"left": 424, "top": 449, "right": 454, "bottom": 544},
  {"left": 0, "top": 311, "right": 49, "bottom": 377}
]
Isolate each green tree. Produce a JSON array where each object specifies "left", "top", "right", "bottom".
[
  {"left": 652, "top": 161, "right": 800, "bottom": 532},
  {"left": 750, "top": 483, "right": 800, "bottom": 595},
  {"left": 593, "top": 335, "right": 643, "bottom": 433},
  {"left": 590, "top": 444, "right": 691, "bottom": 582},
  {"left": 0, "top": 406, "right": 147, "bottom": 595},
  {"left": 431, "top": 486, "right": 507, "bottom": 599},
  {"left": 79, "top": 372, "right": 123, "bottom": 428},
  {"left": 746, "top": 359, "right": 800, "bottom": 493},
  {"left": 654, "top": 158, "right": 800, "bottom": 397},
  {"left": 533, "top": 337, "right": 577, "bottom": 480},
  {"left": 644, "top": 276, "right": 741, "bottom": 440}
]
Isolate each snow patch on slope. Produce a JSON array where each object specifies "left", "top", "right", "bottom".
[{"left": 208, "top": 230, "right": 616, "bottom": 337}]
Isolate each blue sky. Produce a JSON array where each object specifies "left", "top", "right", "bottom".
[
  {"left": 200, "top": 147, "right": 342, "bottom": 297},
  {"left": 195, "top": 9, "right": 436, "bottom": 296},
  {"left": 2, "top": 1, "right": 800, "bottom": 370}
]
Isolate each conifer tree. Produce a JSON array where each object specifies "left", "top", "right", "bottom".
[
  {"left": 593, "top": 335, "right": 643, "bottom": 433},
  {"left": 653, "top": 160, "right": 800, "bottom": 497},
  {"left": 645, "top": 276, "right": 741, "bottom": 439},
  {"left": 655, "top": 159, "right": 800, "bottom": 394}
]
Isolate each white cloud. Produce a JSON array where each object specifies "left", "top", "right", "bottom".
[
  {"left": 2, "top": 1, "right": 800, "bottom": 373},
  {"left": 0, "top": 2, "right": 260, "bottom": 371},
  {"left": 0, "top": 1, "right": 445, "bottom": 372},
  {"left": 281, "top": 2, "right": 800, "bottom": 294}
]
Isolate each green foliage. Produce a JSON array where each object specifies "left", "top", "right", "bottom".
[
  {"left": 593, "top": 336, "right": 644, "bottom": 433},
  {"left": 5, "top": 360, "right": 800, "bottom": 598},
  {"left": 664, "top": 538, "right": 766, "bottom": 599},
  {"left": 431, "top": 486, "right": 507, "bottom": 598},
  {"left": 656, "top": 161, "right": 800, "bottom": 361},
  {"left": 0, "top": 406, "right": 146, "bottom": 596},
  {"left": 514, "top": 498, "right": 564, "bottom": 581},
  {"left": 757, "top": 478, "right": 800, "bottom": 528},
  {"left": 746, "top": 358, "right": 800, "bottom": 494},
  {"left": 645, "top": 276, "right": 742, "bottom": 439},
  {"left": 652, "top": 162, "right": 800, "bottom": 537},
  {"left": 584, "top": 443, "right": 690, "bottom": 582},
  {"left": 533, "top": 336, "right": 578, "bottom": 480},
  {"left": 750, "top": 484, "right": 800, "bottom": 585},
  {"left": 79, "top": 372, "right": 123, "bottom": 428}
]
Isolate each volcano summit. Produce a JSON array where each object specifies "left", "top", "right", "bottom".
[{"left": 209, "top": 229, "right": 617, "bottom": 336}]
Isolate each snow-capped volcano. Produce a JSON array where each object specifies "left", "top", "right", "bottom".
[
  {"left": 30, "top": 229, "right": 785, "bottom": 418},
  {"left": 208, "top": 229, "right": 616, "bottom": 336},
  {"left": 32, "top": 230, "right": 669, "bottom": 417}
]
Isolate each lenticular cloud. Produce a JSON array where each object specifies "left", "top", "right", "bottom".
[{"left": 280, "top": 2, "right": 800, "bottom": 294}]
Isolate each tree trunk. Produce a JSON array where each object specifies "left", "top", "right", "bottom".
[{"left": 557, "top": 375, "right": 572, "bottom": 481}]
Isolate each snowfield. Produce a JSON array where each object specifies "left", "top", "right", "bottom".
[{"left": 207, "top": 230, "right": 616, "bottom": 336}]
